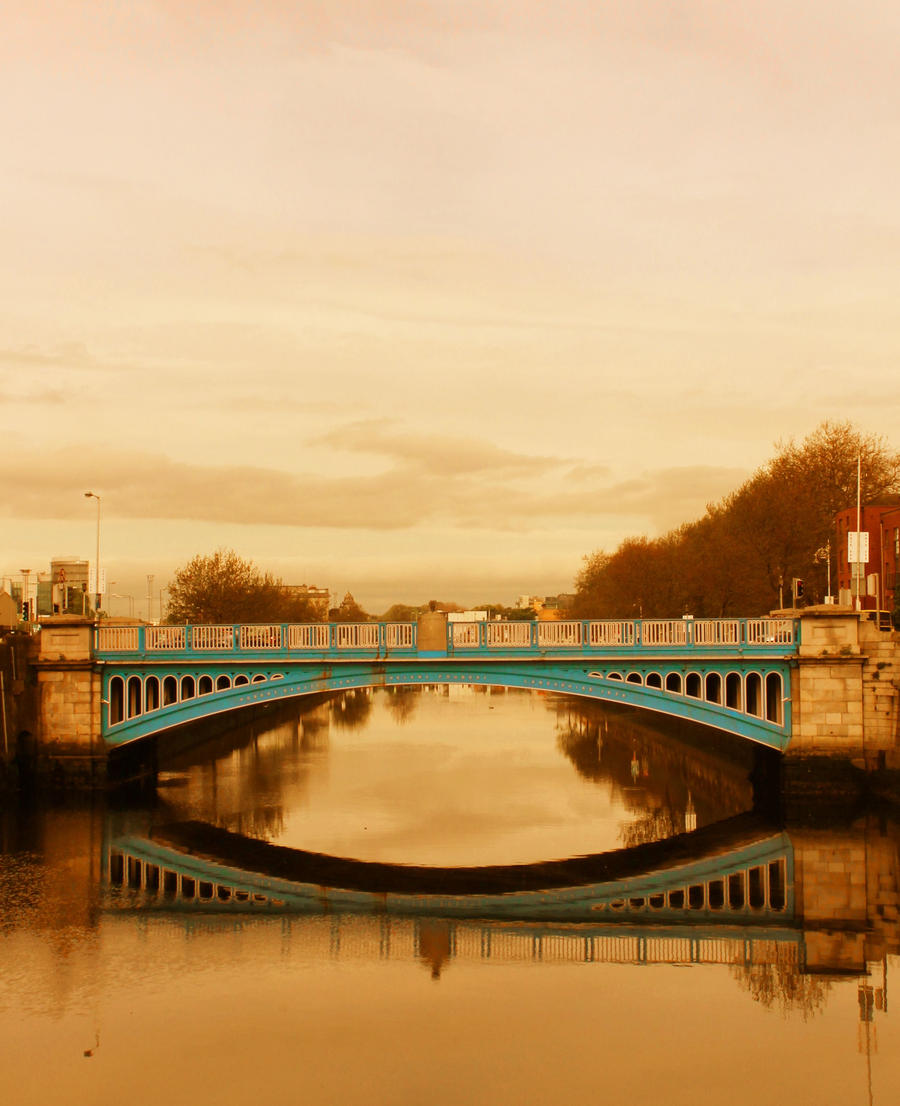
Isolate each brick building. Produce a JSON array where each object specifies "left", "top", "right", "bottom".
[{"left": 835, "top": 504, "right": 900, "bottom": 611}]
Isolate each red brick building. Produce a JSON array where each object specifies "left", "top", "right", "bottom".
[{"left": 835, "top": 504, "right": 900, "bottom": 611}]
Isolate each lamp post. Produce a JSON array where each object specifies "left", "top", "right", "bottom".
[
  {"left": 112, "top": 593, "right": 134, "bottom": 618},
  {"left": 84, "top": 491, "right": 101, "bottom": 615}
]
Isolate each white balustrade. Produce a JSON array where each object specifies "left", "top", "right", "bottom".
[
  {"left": 96, "top": 626, "right": 140, "bottom": 652},
  {"left": 537, "top": 621, "right": 583, "bottom": 648},
  {"left": 692, "top": 620, "right": 740, "bottom": 646},
  {"left": 239, "top": 625, "right": 283, "bottom": 650},
  {"left": 451, "top": 622, "right": 482, "bottom": 648},
  {"left": 94, "top": 617, "right": 797, "bottom": 658},
  {"left": 191, "top": 626, "right": 235, "bottom": 651},
  {"left": 288, "top": 624, "right": 330, "bottom": 650},
  {"left": 588, "top": 621, "right": 635, "bottom": 647},
  {"left": 486, "top": 622, "right": 532, "bottom": 648},
  {"left": 146, "top": 626, "right": 187, "bottom": 651},
  {"left": 336, "top": 623, "right": 379, "bottom": 649},
  {"left": 640, "top": 620, "right": 688, "bottom": 646},
  {"left": 745, "top": 619, "right": 794, "bottom": 646},
  {"left": 385, "top": 623, "right": 414, "bottom": 649}
]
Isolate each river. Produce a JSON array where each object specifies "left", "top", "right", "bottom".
[{"left": 1, "top": 686, "right": 897, "bottom": 1105}]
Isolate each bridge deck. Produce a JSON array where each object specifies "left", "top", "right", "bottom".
[
  {"left": 94, "top": 617, "right": 798, "bottom": 662},
  {"left": 90, "top": 618, "right": 798, "bottom": 751}
]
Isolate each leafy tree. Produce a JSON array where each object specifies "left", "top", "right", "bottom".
[
  {"left": 574, "top": 421, "right": 900, "bottom": 617},
  {"left": 166, "top": 549, "right": 324, "bottom": 624},
  {"left": 381, "top": 603, "right": 418, "bottom": 622}
]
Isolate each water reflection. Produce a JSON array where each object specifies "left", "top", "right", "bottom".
[
  {"left": 149, "top": 686, "right": 759, "bottom": 866},
  {"left": 2, "top": 689, "right": 900, "bottom": 1106}
]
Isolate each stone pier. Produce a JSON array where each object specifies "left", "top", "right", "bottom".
[
  {"left": 791, "top": 609, "right": 900, "bottom": 773},
  {"left": 29, "top": 617, "right": 106, "bottom": 786}
]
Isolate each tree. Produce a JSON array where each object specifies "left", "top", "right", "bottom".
[
  {"left": 381, "top": 603, "right": 418, "bottom": 622},
  {"left": 573, "top": 421, "right": 900, "bottom": 617},
  {"left": 166, "top": 549, "right": 324, "bottom": 624}
]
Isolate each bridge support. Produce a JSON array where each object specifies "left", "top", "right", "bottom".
[
  {"left": 789, "top": 610, "right": 900, "bottom": 776},
  {"left": 28, "top": 617, "right": 107, "bottom": 787}
]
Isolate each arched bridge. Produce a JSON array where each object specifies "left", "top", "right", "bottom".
[
  {"left": 93, "top": 616, "right": 798, "bottom": 751},
  {"left": 104, "top": 811, "right": 794, "bottom": 927}
]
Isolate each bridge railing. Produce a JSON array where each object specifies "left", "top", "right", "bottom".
[{"left": 94, "top": 617, "right": 797, "bottom": 657}]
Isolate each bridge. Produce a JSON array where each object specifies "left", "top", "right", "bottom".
[
  {"left": 25, "top": 606, "right": 899, "bottom": 781},
  {"left": 104, "top": 826, "right": 804, "bottom": 978},
  {"left": 99, "top": 808, "right": 900, "bottom": 982},
  {"left": 105, "top": 811, "right": 793, "bottom": 924},
  {"left": 91, "top": 614, "right": 796, "bottom": 750}
]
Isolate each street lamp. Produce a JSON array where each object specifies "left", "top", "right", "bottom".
[
  {"left": 112, "top": 593, "right": 134, "bottom": 618},
  {"left": 84, "top": 491, "right": 101, "bottom": 615}
]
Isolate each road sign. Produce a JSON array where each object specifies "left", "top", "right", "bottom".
[
  {"left": 88, "top": 566, "right": 107, "bottom": 595},
  {"left": 848, "top": 532, "right": 869, "bottom": 564}
]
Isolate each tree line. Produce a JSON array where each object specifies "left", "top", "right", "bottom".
[
  {"left": 573, "top": 421, "right": 900, "bottom": 619},
  {"left": 164, "top": 551, "right": 538, "bottom": 625}
]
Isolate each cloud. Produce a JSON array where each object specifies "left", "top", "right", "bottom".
[
  {"left": 0, "top": 388, "right": 66, "bottom": 406},
  {"left": 0, "top": 342, "right": 100, "bottom": 371},
  {"left": 0, "top": 438, "right": 745, "bottom": 537},
  {"left": 314, "top": 419, "right": 563, "bottom": 476}
]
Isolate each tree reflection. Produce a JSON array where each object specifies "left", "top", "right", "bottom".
[
  {"left": 552, "top": 697, "right": 754, "bottom": 839},
  {"left": 731, "top": 953, "right": 832, "bottom": 1020},
  {"left": 330, "top": 688, "right": 373, "bottom": 731},
  {"left": 384, "top": 685, "right": 420, "bottom": 726},
  {"left": 619, "top": 805, "right": 686, "bottom": 848},
  {"left": 555, "top": 716, "right": 603, "bottom": 781}
]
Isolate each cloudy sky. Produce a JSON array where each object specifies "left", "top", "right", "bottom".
[{"left": 2, "top": 1, "right": 899, "bottom": 614}]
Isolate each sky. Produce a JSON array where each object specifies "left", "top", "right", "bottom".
[{"left": 2, "top": 1, "right": 899, "bottom": 616}]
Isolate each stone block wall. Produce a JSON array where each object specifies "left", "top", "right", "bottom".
[
  {"left": 791, "top": 612, "right": 900, "bottom": 768},
  {"left": 31, "top": 618, "right": 106, "bottom": 785}
]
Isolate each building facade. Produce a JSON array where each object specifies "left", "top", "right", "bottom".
[{"left": 835, "top": 505, "right": 900, "bottom": 612}]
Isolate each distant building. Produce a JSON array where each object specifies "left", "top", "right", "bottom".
[
  {"left": 0, "top": 591, "right": 17, "bottom": 629},
  {"left": 2, "top": 558, "right": 93, "bottom": 618},
  {"left": 50, "top": 557, "right": 91, "bottom": 615},
  {"left": 835, "top": 505, "right": 900, "bottom": 611},
  {"left": 283, "top": 584, "right": 329, "bottom": 618}
]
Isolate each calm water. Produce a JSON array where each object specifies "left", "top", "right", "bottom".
[{"left": 1, "top": 687, "right": 897, "bottom": 1106}]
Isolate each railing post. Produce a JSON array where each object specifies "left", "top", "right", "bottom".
[
  {"left": 530, "top": 620, "right": 538, "bottom": 649},
  {"left": 636, "top": 619, "right": 642, "bottom": 647},
  {"left": 186, "top": 625, "right": 193, "bottom": 653}
]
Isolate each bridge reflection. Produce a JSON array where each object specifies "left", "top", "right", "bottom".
[{"left": 105, "top": 811, "right": 792, "bottom": 924}]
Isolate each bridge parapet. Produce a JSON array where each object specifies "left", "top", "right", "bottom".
[{"left": 93, "top": 616, "right": 799, "bottom": 661}]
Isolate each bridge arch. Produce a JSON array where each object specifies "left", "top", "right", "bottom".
[{"left": 98, "top": 657, "right": 793, "bottom": 753}]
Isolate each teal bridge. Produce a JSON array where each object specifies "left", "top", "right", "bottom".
[
  {"left": 104, "top": 812, "right": 793, "bottom": 927},
  {"left": 104, "top": 814, "right": 801, "bottom": 970},
  {"left": 94, "top": 616, "right": 798, "bottom": 751}
]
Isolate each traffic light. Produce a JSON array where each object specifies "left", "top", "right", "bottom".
[{"left": 792, "top": 578, "right": 804, "bottom": 605}]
